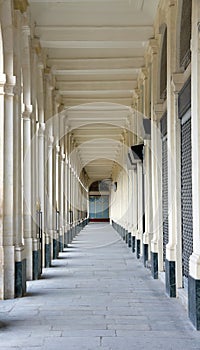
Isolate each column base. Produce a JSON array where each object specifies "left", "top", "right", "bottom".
[
  {"left": 128, "top": 232, "right": 132, "bottom": 247},
  {"left": 4, "top": 246, "right": 15, "bottom": 299},
  {"left": 64, "top": 231, "right": 68, "bottom": 248},
  {"left": 45, "top": 243, "right": 51, "bottom": 268},
  {"left": 122, "top": 228, "right": 126, "bottom": 241},
  {"left": 188, "top": 275, "right": 200, "bottom": 330},
  {"left": 37, "top": 249, "right": 42, "bottom": 276},
  {"left": 69, "top": 228, "right": 73, "bottom": 243},
  {"left": 33, "top": 250, "right": 39, "bottom": 280},
  {"left": 24, "top": 238, "right": 33, "bottom": 280},
  {"left": 68, "top": 229, "right": 71, "bottom": 243},
  {"left": 165, "top": 259, "right": 176, "bottom": 297},
  {"left": 136, "top": 239, "right": 140, "bottom": 259},
  {"left": 143, "top": 244, "right": 148, "bottom": 267},
  {"left": 53, "top": 239, "right": 58, "bottom": 259},
  {"left": 151, "top": 252, "right": 158, "bottom": 279},
  {"left": 59, "top": 235, "right": 63, "bottom": 252},
  {"left": 15, "top": 259, "right": 26, "bottom": 297},
  {"left": 72, "top": 227, "right": 75, "bottom": 240},
  {"left": 132, "top": 236, "right": 135, "bottom": 253},
  {"left": 125, "top": 230, "right": 128, "bottom": 244}
]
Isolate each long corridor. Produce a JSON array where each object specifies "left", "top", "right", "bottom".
[{"left": 1, "top": 223, "right": 200, "bottom": 350}]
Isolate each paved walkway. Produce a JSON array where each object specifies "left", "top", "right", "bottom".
[{"left": 1, "top": 223, "right": 200, "bottom": 349}]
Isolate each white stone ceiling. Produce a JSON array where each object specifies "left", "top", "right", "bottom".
[{"left": 29, "top": 0, "right": 159, "bottom": 183}]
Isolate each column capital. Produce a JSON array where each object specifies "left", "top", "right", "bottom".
[
  {"left": 38, "top": 122, "right": 45, "bottom": 135},
  {"left": 5, "top": 75, "right": 16, "bottom": 96},
  {"left": 171, "top": 72, "right": 185, "bottom": 93},
  {"left": 44, "top": 68, "right": 54, "bottom": 88},
  {"left": 53, "top": 91, "right": 62, "bottom": 105},
  {"left": 38, "top": 60, "right": 44, "bottom": 70},
  {"left": 61, "top": 153, "right": 66, "bottom": 161},
  {"left": 148, "top": 38, "right": 159, "bottom": 56},
  {"left": 48, "top": 135, "right": 54, "bottom": 145},
  {"left": 14, "top": 0, "right": 29, "bottom": 13},
  {"left": 21, "top": 24, "right": 31, "bottom": 36},
  {"left": 153, "top": 103, "right": 163, "bottom": 122},
  {"left": 166, "top": 243, "right": 176, "bottom": 261},
  {"left": 56, "top": 145, "right": 60, "bottom": 154},
  {"left": 24, "top": 104, "right": 33, "bottom": 114},
  {"left": 133, "top": 88, "right": 141, "bottom": 100},
  {"left": 32, "top": 37, "right": 42, "bottom": 55},
  {"left": 22, "top": 110, "right": 32, "bottom": 120},
  {"left": 189, "top": 253, "right": 200, "bottom": 280},
  {"left": 140, "top": 67, "right": 148, "bottom": 81}
]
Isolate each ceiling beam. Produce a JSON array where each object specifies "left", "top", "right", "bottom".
[
  {"left": 60, "top": 90, "right": 133, "bottom": 98},
  {"left": 63, "top": 98, "right": 132, "bottom": 107},
  {"left": 53, "top": 68, "right": 139, "bottom": 75},
  {"left": 36, "top": 26, "right": 153, "bottom": 41},
  {"left": 56, "top": 81, "right": 137, "bottom": 91},
  {"left": 41, "top": 40, "right": 147, "bottom": 49},
  {"left": 36, "top": 25, "right": 153, "bottom": 29},
  {"left": 47, "top": 57, "right": 145, "bottom": 69}
]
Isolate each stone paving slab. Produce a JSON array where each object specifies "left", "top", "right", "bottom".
[{"left": 0, "top": 223, "right": 200, "bottom": 349}]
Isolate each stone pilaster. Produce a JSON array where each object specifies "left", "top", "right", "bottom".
[
  {"left": 148, "top": 38, "right": 163, "bottom": 279},
  {"left": 21, "top": 22, "right": 33, "bottom": 281},
  {"left": 136, "top": 162, "right": 143, "bottom": 259},
  {"left": 131, "top": 166, "right": 137, "bottom": 253},
  {"left": 13, "top": 9, "right": 26, "bottom": 297},
  {"left": 23, "top": 111, "right": 33, "bottom": 280},
  {"left": 143, "top": 140, "right": 152, "bottom": 267},
  {"left": 3, "top": 76, "right": 16, "bottom": 298},
  {"left": 59, "top": 151, "right": 65, "bottom": 252},
  {"left": 45, "top": 73, "right": 54, "bottom": 267},
  {"left": 165, "top": 0, "right": 181, "bottom": 298},
  {"left": 46, "top": 132, "right": 54, "bottom": 266}
]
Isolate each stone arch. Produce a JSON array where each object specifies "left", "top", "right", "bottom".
[
  {"left": 177, "top": 0, "right": 192, "bottom": 71},
  {"left": 0, "top": 0, "right": 14, "bottom": 76}
]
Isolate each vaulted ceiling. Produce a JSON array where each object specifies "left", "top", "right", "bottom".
[{"left": 29, "top": 0, "right": 159, "bottom": 183}]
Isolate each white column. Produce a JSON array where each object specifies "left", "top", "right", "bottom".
[
  {"left": 47, "top": 131, "right": 54, "bottom": 261},
  {"left": 0, "top": 72, "right": 6, "bottom": 299},
  {"left": 143, "top": 140, "right": 152, "bottom": 259},
  {"left": 59, "top": 151, "right": 65, "bottom": 249},
  {"left": 64, "top": 123, "right": 69, "bottom": 244},
  {"left": 151, "top": 107, "right": 163, "bottom": 274},
  {"left": 21, "top": 23, "right": 33, "bottom": 280},
  {"left": 136, "top": 162, "right": 143, "bottom": 257},
  {"left": 64, "top": 157, "right": 69, "bottom": 243},
  {"left": 0, "top": 11, "right": 16, "bottom": 295},
  {"left": 189, "top": 1, "right": 200, "bottom": 279},
  {"left": 45, "top": 75, "right": 54, "bottom": 264},
  {"left": 30, "top": 42, "right": 43, "bottom": 281},
  {"left": 23, "top": 113, "right": 33, "bottom": 278},
  {"left": 37, "top": 62, "right": 45, "bottom": 267},
  {"left": 148, "top": 38, "right": 163, "bottom": 277},
  {"left": 165, "top": 0, "right": 182, "bottom": 297},
  {"left": 131, "top": 167, "right": 138, "bottom": 247},
  {"left": 3, "top": 74, "right": 16, "bottom": 297},
  {"left": 13, "top": 10, "right": 24, "bottom": 268}
]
